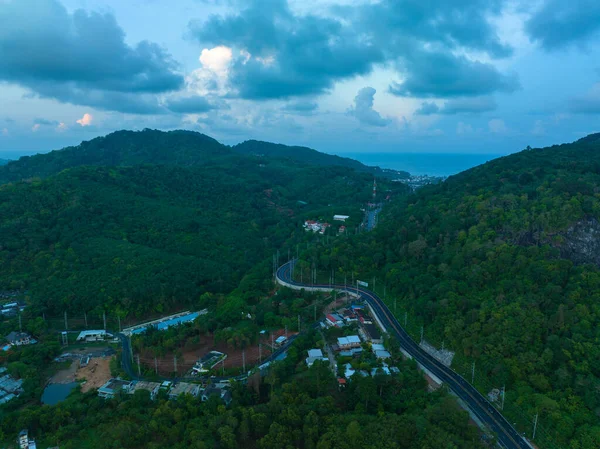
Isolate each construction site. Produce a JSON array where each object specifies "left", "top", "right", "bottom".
[{"left": 137, "top": 328, "right": 296, "bottom": 376}]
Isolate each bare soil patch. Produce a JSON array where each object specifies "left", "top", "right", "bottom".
[
  {"left": 138, "top": 329, "right": 298, "bottom": 376},
  {"left": 76, "top": 357, "right": 112, "bottom": 392}
]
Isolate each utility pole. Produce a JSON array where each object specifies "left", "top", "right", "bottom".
[
  {"left": 471, "top": 361, "right": 476, "bottom": 384},
  {"left": 118, "top": 315, "right": 121, "bottom": 333},
  {"left": 103, "top": 311, "right": 106, "bottom": 331},
  {"left": 420, "top": 326, "right": 424, "bottom": 344},
  {"left": 532, "top": 412, "right": 539, "bottom": 440},
  {"left": 137, "top": 355, "right": 141, "bottom": 377},
  {"left": 259, "top": 344, "right": 262, "bottom": 364},
  {"left": 271, "top": 332, "right": 274, "bottom": 349},
  {"left": 129, "top": 335, "right": 133, "bottom": 363},
  {"left": 84, "top": 312, "right": 88, "bottom": 328},
  {"left": 501, "top": 385, "right": 505, "bottom": 410},
  {"left": 154, "top": 357, "right": 158, "bottom": 375},
  {"left": 284, "top": 325, "right": 288, "bottom": 339},
  {"left": 64, "top": 311, "right": 68, "bottom": 331},
  {"left": 222, "top": 359, "right": 225, "bottom": 376},
  {"left": 174, "top": 355, "right": 177, "bottom": 374},
  {"left": 242, "top": 349, "right": 246, "bottom": 374}
]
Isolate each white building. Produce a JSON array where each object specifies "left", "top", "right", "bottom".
[
  {"left": 333, "top": 215, "right": 350, "bottom": 222},
  {"left": 5, "top": 332, "right": 35, "bottom": 346},
  {"left": 76, "top": 330, "right": 112, "bottom": 342}
]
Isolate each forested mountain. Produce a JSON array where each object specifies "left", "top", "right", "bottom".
[
  {"left": 309, "top": 134, "right": 600, "bottom": 448},
  {"left": 0, "top": 129, "right": 408, "bottom": 184},
  {"left": 0, "top": 130, "right": 230, "bottom": 184},
  {"left": 0, "top": 159, "right": 8, "bottom": 166},
  {"left": 233, "top": 140, "right": 409, "bottom": 178},
  {"left": 0, "top": 156, "right": 381, "bottom": 316}
]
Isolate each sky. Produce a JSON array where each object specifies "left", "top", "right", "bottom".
[{"left": 1, "top": 0, "right": 600, "bottom": 157}]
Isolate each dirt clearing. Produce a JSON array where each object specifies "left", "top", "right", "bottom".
[{"left": 76, "top": 357, "right": 112, "bottom": 392}]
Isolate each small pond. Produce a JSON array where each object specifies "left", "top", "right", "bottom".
[{"left": 42, "top": 382, "right": 77, "bottom": 405}]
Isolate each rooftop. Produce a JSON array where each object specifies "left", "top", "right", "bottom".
[
  {"left": 307, "top": 349, "right": 323, "bottom": 358},
  {"left": 132, "top": 381, "right": 161, "bottom": 392},
  {"left": 169, "top": 382, "right": 199, "bottom": 397},
  {"left": 76, "top": 330, "right": 111, "bottom": 340},
  {"left": 99, "top": 378, "right": 132, "bottom": 393},
  {"left": 5, "top": 331, "right": 30, "bottom": 343}
]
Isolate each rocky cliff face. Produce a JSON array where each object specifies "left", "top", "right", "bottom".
[{"left": 555, "top": 217, "right": 600, "bottom": 266}]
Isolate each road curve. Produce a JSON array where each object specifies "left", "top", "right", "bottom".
[{"left": 277, "top": 259, "right": 530, "bottom": 449}]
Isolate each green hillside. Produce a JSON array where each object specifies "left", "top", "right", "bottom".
[
  {"left": 0, "top": 159, "right": 8, "bottom": 166},
  {"left": 0, "top": 157, "right": 383, "bottom": 316},
  {"left": 0, "top": 129, "right": 409, "bottom": 184},
  {"left": 233, "top": 140, "right": 410, "bottom": 178},
  {"left": 310, "top": 134, "right": 600, "bottom": 448},
  {"left": 0, "top": 130, "right": 230, "bottom": 184}
]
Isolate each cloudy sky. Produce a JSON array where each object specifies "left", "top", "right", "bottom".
[{"left": 1, "top": 0, "right": 600, "bottom": 157}]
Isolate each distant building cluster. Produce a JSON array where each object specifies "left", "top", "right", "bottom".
[
  {"left": 303, "top": 220, "right": 331, "bottom": 234},
  {"left": 97, "top": 378, "right": 232, "bottom": 405},
  {"left": 324, "top": 305, "right": 382, "bottom": 344},
  {"left": 317, "top": 301, "right": 399, "bottom": 385},
  {"left": 396, "top": 174, "right": 443, "bottom": 190},
  {"left": 0, "top": 367, "right": 24, "bottom": 405},
  {"left": 304, "top": 215, "right": 350, "bottom": 235}
]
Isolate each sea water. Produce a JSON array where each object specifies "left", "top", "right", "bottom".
[{"left": 341, "top": 152, "right": 505, "bottom": 177}]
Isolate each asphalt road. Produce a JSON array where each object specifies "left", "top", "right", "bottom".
[{"left": 277, "top": 259, "right": 530, "bottom": 449}]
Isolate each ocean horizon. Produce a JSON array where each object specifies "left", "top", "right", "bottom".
[{"left": 340, "top": 152, "right": 506, "bottom": 177}]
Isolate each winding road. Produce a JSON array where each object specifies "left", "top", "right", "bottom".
[{"left": 276, "top": 259, "right": 530, "bottom": 449}]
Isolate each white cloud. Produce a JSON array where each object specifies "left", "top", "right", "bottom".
[
  {"left": 76, "top": 113, "right": 93, "bottom": 126},
  {"left": 57, "top": 122, "right": 68, "bottom": 132},
  {"left": 488, "top": 118, "right": 508, "bottom": 133},
  {"left": 199, "top": 46, "right": 232, "bottom": 77},
  {"left": 31, "top": 123, "right": 40, "bottom": 132}
]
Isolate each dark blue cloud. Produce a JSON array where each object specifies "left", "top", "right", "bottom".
[
  {"left": 33, "top": 118, "right": 59, "bottom": 126},
  {"left": 415, "top": 102, "right": 440, "bottom": 115},
  {"left": 164, "top": 96, "right": 219, "bottom": 114},
  {"left": 348, "top": 87, "right": 390, "bottom": 127},
  {"left": 190, "top": 0, "right": 383, "bottom": 99},
  {"left": 282, "top": 101, "right": 319, "bottom": 115},
  {"left": 0, "top": 0, "right": 183, "bottom": 113},
  {"left": 416, "top": 96, "right": 497, "bottom": 115},
  {"left": 391, "top": 51, "right": 518, "bottom": 98},
  {"left": 526, "top": 1, "right": 600, "bottom": 50},
  {"left": 190, "top": 0, "right": 515, "bottom": 100},
  {"left": 28, "top": 82, "right": 167, "bottom": 115}
]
